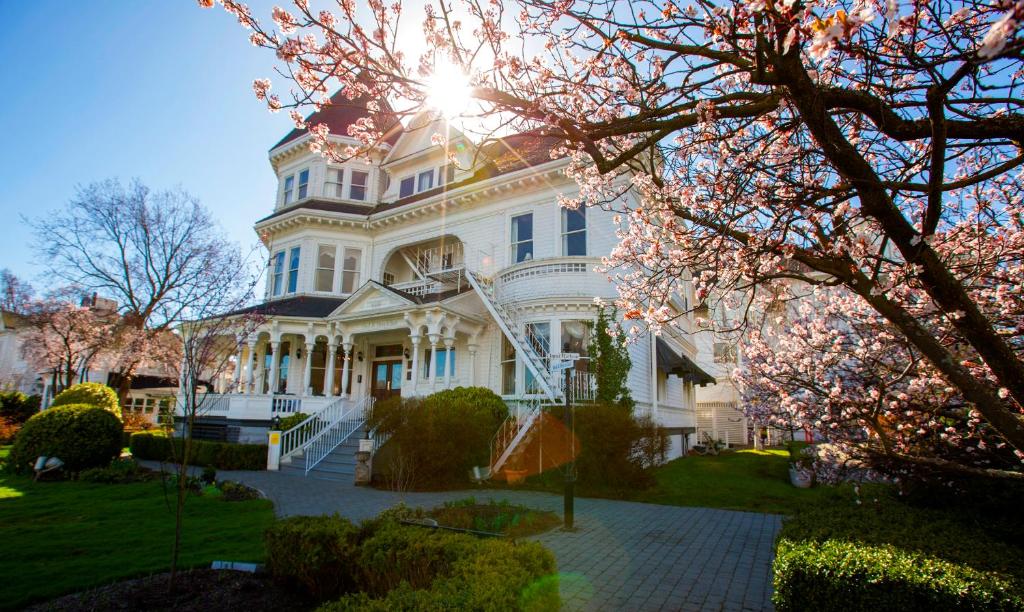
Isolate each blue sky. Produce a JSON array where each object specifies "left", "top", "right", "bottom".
[{"left": 0, "top": 1, "right": 296, "bottom": 287}]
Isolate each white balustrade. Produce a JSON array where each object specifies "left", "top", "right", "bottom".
[
  {"left": 279, "top": 396, "right": 351, "bottom": 459},
  {"left": 304, "top": 396, "right": 376, "bottom": 474}
]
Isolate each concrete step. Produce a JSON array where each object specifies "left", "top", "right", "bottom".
[{"left": 311, "top": 463, "right": 356, "bottom": 476}]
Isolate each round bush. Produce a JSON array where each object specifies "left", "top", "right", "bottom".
[
  {"left": 51, "top": 382, "right": 121, "bottom": 419},
  {"left": 9, "top": 404, "right": 123, "bottom": 473}
]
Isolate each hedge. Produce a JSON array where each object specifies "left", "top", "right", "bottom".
[
  {"left": 8, "top": 404, "right": 123, "bottom": 473},
  {"left": 51, "top": 382, "right": 121, "bottom": 419},
  {"left": 264, "top": 514, "right": 559, "bottom": 610},
  {"left": 773, "top": 489, "right": 1024, "bottom": 611},
  {"left": 129, "top": 432, "right": 267, "bottom": 470}
]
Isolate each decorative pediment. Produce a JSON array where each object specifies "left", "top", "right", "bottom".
[{"left": 328, "top": 282, "right": 416, "bottom": 318}]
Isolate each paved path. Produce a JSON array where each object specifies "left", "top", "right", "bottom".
[{"left": 146, "top": 463, "right": 780, "bottom": 611}]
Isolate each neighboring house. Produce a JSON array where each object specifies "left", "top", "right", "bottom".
[
  {"left": 0, "top": 297, "right": 177, "bottom": 427},
  {"left": 190, "top": 88, "right": 714, "bottom": 471},
  {"left": 692, "top": 303, "right": 750, "bottom": 447},
  {"left": 0, "top": 310, "right": 42, "bottom": 395}
]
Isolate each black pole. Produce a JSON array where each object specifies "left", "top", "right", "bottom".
[{"left": 564, "top": 365, "right": 575, "bottom": 530}]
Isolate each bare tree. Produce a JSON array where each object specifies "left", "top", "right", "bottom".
[
  {"left": 31, "top": 179, "right": 244, "bottom": 402},
  {"left": 0, "top": 269, "right": 34, "bottom": 315}
]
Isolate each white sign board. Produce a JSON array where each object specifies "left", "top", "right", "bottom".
[{"left": 549, "top": 352, "right": 580, "bottom": 362}]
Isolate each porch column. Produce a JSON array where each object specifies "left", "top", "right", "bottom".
[
  {"left": 443, "top": 337, "right": 455, "bottom": 389},
  {"left": 468, "top": 343, "right": 478, "bottom": 387},
  {"left": 287, "top": 342, "right": 300, "bottom": 394},
  {"left": 254, "top": 343, "right": 266, "bottom": 395},
  {"left": 324, "top": 341, "right": 337, "bottom": 397},
  {"left": 428, "top": 333, "right": 441, "bottom": 392},
  {"left": 303, "top": 341, "right": 315, "bottom": 396},
  {"left": 340, "top": 342, "right": 353, "bottom": 398},
  {"left": 232, "top": 343, "right": 244, "bottom": 393},
  {"left": 409, "top": 334, "right": 421, "bottom": 395},
  {"left": 245, "top": 338, "right": 257, "bottom": 394},
  {"left": 268, "top": 340, "right": 281, "bottom": 395}
]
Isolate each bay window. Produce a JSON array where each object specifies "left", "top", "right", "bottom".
[
  {"left": 325, "top": 168, "right": 344, "bottom": 197},
  {"left": 271, "top": 251, "right": 285, "bottom": 296},
  {"left": 562, "top": 207, "right": 587, "bottom": 256},
  {"left": 283, "top": 176, "right": 294, "bottom": 204},
  {"left": 350, "top": 170, "right": 368, "bottom": 201},
  {"left": 297, "top": 169, "right": 309, "bottom": 199}
]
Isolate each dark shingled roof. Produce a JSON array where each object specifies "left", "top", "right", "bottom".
[
  {"left": 272, "top": 87, "right": 403, "bottom": 150},
  {"left": 225, "top": 296, "right": 346, "bottom": 319},
  {"left": 656, "top": 338, "right": 716, "bottom": 386},
  {"left": 259, "top": 130, "right": 568, "bottom": 224}
]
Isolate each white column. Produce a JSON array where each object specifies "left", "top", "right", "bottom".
[
  {"left": 428, "top": 334, "right": 440, "bottom": 392},
  {"left": 443, "top": 337, "right": 455, "bottom": 389},
  {"left": 254, "top": 343, "right": 265, "bottom": 395},
  {"left": 650, "top": 332, "right": 658, "bottom": 419},
  {"left": 245, "top": 339, "right": 257, "bottom": 394},
  {"left": 468, "top": 343, "right": 478, "bottom": 387},
  {"left": 232, "top": 344, "right": 244, "bottom": 393},
  {"left": 303, "top": 341, "right": 315, "bottom": 396},
  {"left": 324, "top": 342, "right": 337, "bottom": 397},
  {"left": 287, "top": 342, "right": 300, "bottom": 394},
  {"left": 340, "top": 342, "right": 352, "bottom": 398},
  {"left": 268, "top": 340, "right": 281, "bottom": 395},
  {"left": 409, "top": 335, "right": 421, "bottom": 395}
]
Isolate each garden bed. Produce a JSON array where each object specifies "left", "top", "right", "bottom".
[
  {"left": 420, "top": 497, "right": 561, "bottom": 538},
  {"left": 26, "top": 569, "right": 304, "bottom": 612}
]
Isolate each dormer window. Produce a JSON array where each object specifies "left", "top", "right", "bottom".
[
  {"left": 283, "top": 176, "right": 295, "bottom": 204},
  {"left": 350, "top": 170, "right": 368, "bottom": 201},
  {"left": 297, "top": 169, "right": 309, "bottom": 199},
  {"left": 399, "top": 176, "right": 415, "bottom": 198},
  {"left": 418, "top": 169, "right": 434, "bottom": 192}
]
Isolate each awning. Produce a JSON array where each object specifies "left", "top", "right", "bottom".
[{"left": 656, "top": 338, "right": 716, "bottom": 386}]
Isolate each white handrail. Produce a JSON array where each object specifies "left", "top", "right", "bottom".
[
  {"left": 490, "top": 400, "right": 542, "bottom": 474},
  {"left": 304, "top": 396, "right": 376, "bottom": 475},
  {"left": 279, "top": 396, "right": 349, "bottom": 459}
]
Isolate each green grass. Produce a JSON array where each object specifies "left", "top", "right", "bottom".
[
  {"left": 633, "top": 449, "right": 834, "bottom": 514},
  {"left": 0, "top": 474, "right": 275, "bottom": 610}
]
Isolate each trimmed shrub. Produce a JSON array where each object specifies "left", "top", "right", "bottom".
[
  {"left": 368, "top": 387, "right": 509, "bottom": 489},
  {"left": 773, "top": 489, "right": 1024, "bottom": 611},
  {"left": 0, "top": 391, "right": 40, "bottom": 424},
  {"left": 315, "top": 520, "right": 559, "bottom": 611},
  {"left": 51, "top": 382, "right": 121, "bottom": 419},
  {"left": 129, "top": 432, "right": 267, "bottom": 471},
  {"left": 277, "top": 412, "right": 311, "bottom": 431},
  {"left": 265, "top": 515, "right": 361, "bottom": 600},
  {"left": 8, "top": 404, "right": 123, "bottom": 473}
]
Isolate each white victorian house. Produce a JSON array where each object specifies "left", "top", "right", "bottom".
[{"left": 188, "top": 90, "right": 713, "bottom": 478}]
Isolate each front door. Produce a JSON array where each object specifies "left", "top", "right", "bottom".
[{"left": 371, "top": 360, "right": 403, "bottom": 402}]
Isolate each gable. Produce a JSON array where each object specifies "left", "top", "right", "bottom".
[
  {"left": 383, "top": 111, "right": 474, "bottom": 167},
  {"left": 329, "top": 282, "right": 415, "bottom": 317}
]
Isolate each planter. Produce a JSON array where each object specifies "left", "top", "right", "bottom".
[
  {"left": 504, "top": 469, "right": 528, "bottom": 485},
  {"left": 789, "top": 465, "right": 813, "bottom": 488}
]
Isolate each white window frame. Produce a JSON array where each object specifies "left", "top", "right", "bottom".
[
  {"left": 297, "top": 168, "right": 309, "bottom": 200},
  {"left": 341, "top": 247, "right": 362, "bottom": 293},
  {"left": 271, "top": 251, "right": 286, "bottom": 297},
  {"left": 349, "top": 170, "right": 368, "bottom": 201},
  {"left": 283, "top": 176, "right": 294, "bottom": 205},
  {"left": 287, "top": 246, "right": 301, "bottom": 294},
  {"left": 561, "top": 207, "right": 587, "bottom": 256},
  {"left": 417, "top": 169, "right": 434, "bottom": 192},
  {"left": 325, "top": 167, "right": 344, "bottom": 198},
  {"left": 510, "top": 212, "right": 534, "bottom": 264},
  {"left": 315, "top": 244, "right": 336, "bottom": 292},
  {"left": 399, "top": 176, "right": 415, "bottom": 198}
]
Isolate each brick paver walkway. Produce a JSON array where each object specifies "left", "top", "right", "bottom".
[{"left": 146, "top": 464, "right": 780, "bottom": 611}]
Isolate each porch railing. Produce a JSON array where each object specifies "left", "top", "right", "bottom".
[
  {"left": 304, "top": 396, "right": 376, "bottom": 475},
  {"left": 279, "top": 396, "right": 349, "bottom": 459},
  {"left": 272, "top": 396, "right": 303, "bottom": 414}
]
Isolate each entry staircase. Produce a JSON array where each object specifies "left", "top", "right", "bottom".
[
  {"left": 278, "top": 396, "right": 375, "bottom": 481},
  {"left": 465, "top": 270, "right": 564, "bottom": 479}
]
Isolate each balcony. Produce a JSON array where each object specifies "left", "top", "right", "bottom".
[{"left": 494, "top": 256, "right": 612, "bottom": 305}]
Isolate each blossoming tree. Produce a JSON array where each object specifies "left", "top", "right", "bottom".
[{"left": 203, "top": 0, "right": 1024, "bottom": 465}]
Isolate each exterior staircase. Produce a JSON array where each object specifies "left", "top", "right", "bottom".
[
  {"left": 280, "top": 423, "right": 367, "bottom": 482},
  {"left": 466, "top": 270, "right": 564, "bottom": 477}
]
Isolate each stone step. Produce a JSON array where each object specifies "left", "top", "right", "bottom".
[{"left": 311, "top": 462, "right": 356, "bottom": 476}]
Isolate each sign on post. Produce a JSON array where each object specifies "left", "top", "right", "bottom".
[{"left": 549, "top": 352, "right": 580, "bottom": 362}]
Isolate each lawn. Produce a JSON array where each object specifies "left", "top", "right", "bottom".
[
  {"left": 634, "top": 449, "right": 833, "bottom": 514},
  {"left": 0, "top": 472, "right": 275, "bottom": 610}
]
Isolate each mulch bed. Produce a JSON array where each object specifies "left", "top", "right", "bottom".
[{"left": 27, "top": 569, "right": 311, "bottom": 612}]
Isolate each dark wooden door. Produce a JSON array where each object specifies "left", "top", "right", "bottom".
[{"left": 371, "top": 360, "right": 403, "bottom": 402}]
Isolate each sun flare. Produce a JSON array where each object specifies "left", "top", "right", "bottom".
[{"left": 425, "top": 62, "right": 472, "bottom": 119}]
